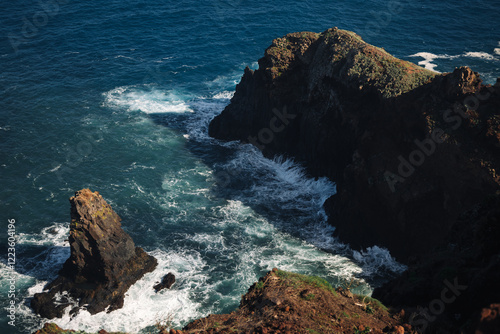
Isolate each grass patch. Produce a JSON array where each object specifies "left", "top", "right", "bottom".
[
  {"left": 307, "top": 329, "right": 321, "bottom": 334},
  {"left": 354, "top": 326, "right": 371, "bottom": 334},
  {"left": 255, "top": 281, "right": 265, "bottom": 290},
  {"left": 276, "top": 270, "right": 337, "bottom": 295},
  {"left": 303, "top": 293, "right": 315, "bottom": 301},
  {"left": 355, "top": 295, "right": 388, "bottom": 312}
]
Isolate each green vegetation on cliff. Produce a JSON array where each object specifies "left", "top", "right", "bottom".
[{"left": 263, "top": 27, "right": 436, "bottom": 98}]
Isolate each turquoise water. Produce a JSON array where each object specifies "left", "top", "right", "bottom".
[{"left": 1, "top": 1, "right": 499, "bottom": 333}]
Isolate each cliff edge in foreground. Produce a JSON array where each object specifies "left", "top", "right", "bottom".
[
  {"left": 31, "top": 189, "right": 157, "bottom": 318},
  {"left": 209, "top": 27, "right": 500, "bottom": 260},
  {"left": 35, "top": 269, "right": 412, "bottom": 334}
]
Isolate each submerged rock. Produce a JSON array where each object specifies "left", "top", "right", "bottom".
[{"left": 31, "top": 189, "right": 157, "bottom": 318}]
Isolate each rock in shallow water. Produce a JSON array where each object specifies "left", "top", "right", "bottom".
[
  {"left": 31, "top": 189, "right": 157, "bottom": 318},
  {"left": 154, "top": 272, "right": 176, "bottom": 292}
]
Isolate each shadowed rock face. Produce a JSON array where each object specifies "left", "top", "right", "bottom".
[
  {"left": 209, "top": 27, "right": 500, "bottom": 260},
  {"left": 31, "top": 189, "right": 157, "bottom": 318}
]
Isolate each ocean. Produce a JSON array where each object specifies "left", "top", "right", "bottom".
[{"left": 1, "top": 0, "right": 499, "bottom": 333}]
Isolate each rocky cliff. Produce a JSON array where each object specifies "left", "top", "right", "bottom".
[
  {"left": 31, "top": 189, "right": 157, "bottom": 318},
  {"left": 209, "top": 27, "right": 500, "bottom": 260},
  {"left": 209, "top": 27, "right": 500, "bottom": 332}
]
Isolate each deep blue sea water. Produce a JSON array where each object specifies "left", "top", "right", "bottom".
[{"left": 1, "top": 1, "right": 499, "bottom": 333}]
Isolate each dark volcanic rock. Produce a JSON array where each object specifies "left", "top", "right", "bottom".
[
  {"left": 209, "top": 27, "right": 500, "bottom": 260},
  {"left": 373, "top": 193, "right": 500, "bottom": 332},
  {"left": 209, "top": 27, "right": 500, "bottom": 332},
  {"left": 154, "top": 272, "right": 176, "bottom": 292},
  {"left": 473, "top": 304, "right": 500, "bottom": 334},
  {"left": 31, "top": 189, "right": 157, "bottom": 318}
]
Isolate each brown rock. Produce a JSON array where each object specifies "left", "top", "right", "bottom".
[
  {"left": 31, "top": 189, "right": 158, "bottom": 318},
  {"left": 473, "top": 303, "right": 500, "bottom": 334},
  {"left": 33, "top": 323, "right": 64, "bottom": 334},
  {"left": 394, "top": 325, "right": 405, "bottom": 334}
]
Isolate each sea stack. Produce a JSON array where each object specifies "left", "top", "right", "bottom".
[{"left": 31, "top": 189, "right": 157, "bottom": 318}]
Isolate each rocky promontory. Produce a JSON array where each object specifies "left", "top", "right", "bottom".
[
  {"left": 209, "top": 27, "right": 500, "bottom": 260},
  {"left": 31, "top": 189, "right": 157, "bottom": 318},
  {"left": 209, "top": 27, "right": 500, "bottom": 331}
]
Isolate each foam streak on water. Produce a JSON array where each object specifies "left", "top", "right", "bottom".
[{"left": 410, "top": 50, "right": 499, "bottom": 73}]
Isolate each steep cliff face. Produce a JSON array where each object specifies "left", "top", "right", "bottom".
[
  {"left": 209, "top": 28, "right": 500, "bottom": 260},
  {"left": 31, "top": 189, "right": 157, "bottom": 318}
]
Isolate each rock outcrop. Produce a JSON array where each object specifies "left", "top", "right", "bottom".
[
  {"left": 31, "top": 189, "right": 157, "bottom": 318},
  {"left": 182, "top": 269, "right": 411, "bottom": 334},
  {"left": 209, "top": 27, "right": 500, "bottom": 260},
  {"left": 154, "top": 272, "right": 176, "bottom": 292},
  {"left": 33, "top": 270, "right": 411, "bottom": 334},
  {"left": 208, "top": 27, "right": 500, "bottom": 332}
]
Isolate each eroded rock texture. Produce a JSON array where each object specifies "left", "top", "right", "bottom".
[{"left": 31, "top": 189, "right": 157, "bottom": 318}]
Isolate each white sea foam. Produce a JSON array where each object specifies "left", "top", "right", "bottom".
[
  {"left": 211, "top": 200, "right": 367, "bottom": 290},
  {"left": 14, "top": 223, "right": 70, "bottom": 283},
  {"left": 104, "top": 85, "right": 193, "bottom": 114},
  {"left": 410, "top": 50, "right": 498, "bottom": 72},
  {"left": 409, "top": 52, "right": 458, "bottom": 72},
  {"left": 18, "top": 223, "right": 69, "bottom": 247},
  {"left": 353, "top": 246, "right": 407, "bottom": 277},
  {"left": 36, "top": 249, "right": 211, "bottom": 333},
  {"left": 222, "top": 149, "right": 404, "bottom": 277},
  {"left": 464, "top": 51, "right": 496, "bottom": 60},
  {"left": 213, "top": 90, "right": 234, "bottom": 100}
]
